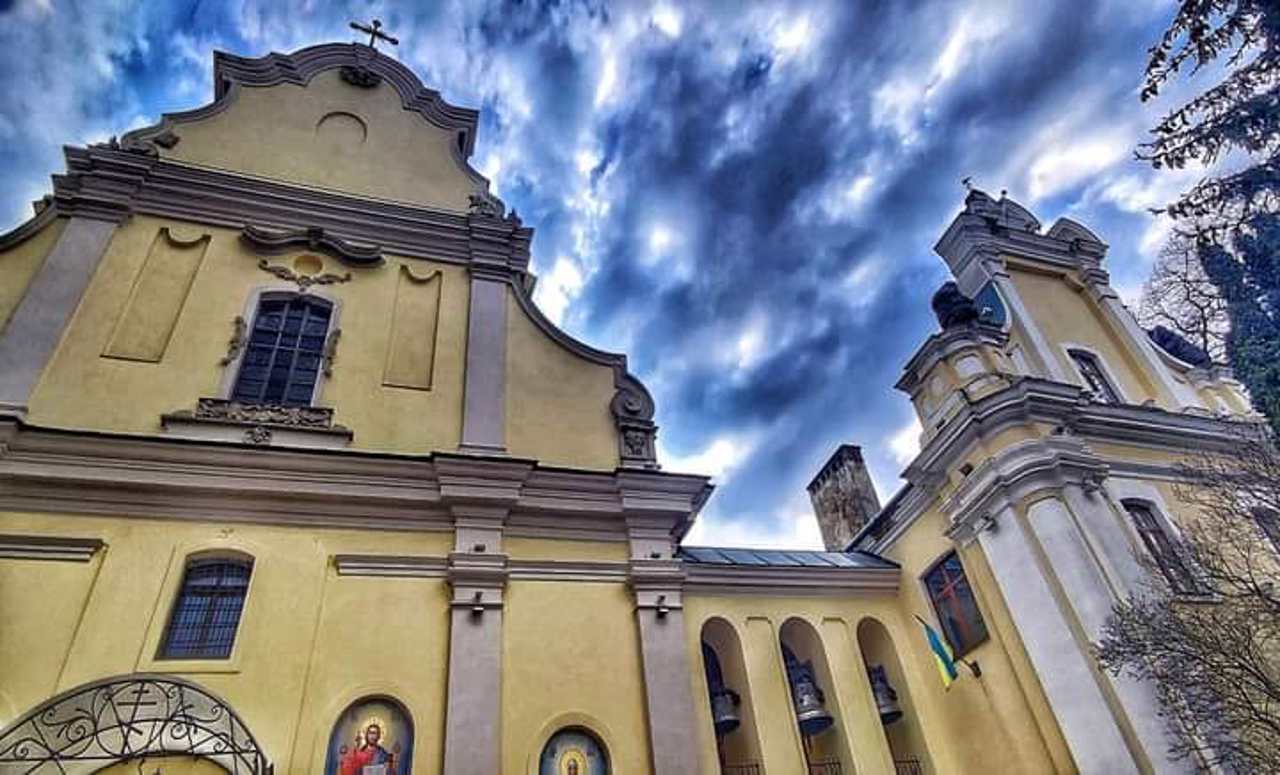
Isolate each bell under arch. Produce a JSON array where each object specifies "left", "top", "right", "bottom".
[
  {"left": 0, "top": 674, "right": 272, "bottom": 775},
  {"left": 779, "top": 618, "right": 853, "bottom": 774},
  {"left": 699, "top": 618, "right": 763, "bottom": 773},
  {"left": 856, "top": 617, "right": 934, "bottom": 774}
]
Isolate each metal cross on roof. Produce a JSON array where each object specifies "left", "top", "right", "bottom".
[{"left": 350, "top": 18, "right": 399, "bottom": 50}]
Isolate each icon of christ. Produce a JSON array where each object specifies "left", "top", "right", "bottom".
[{"left": 336, "top": 723, "right": 399, "bottom": 775}]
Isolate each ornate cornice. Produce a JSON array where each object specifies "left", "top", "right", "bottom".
[
  {"left": 0, "top": 415, "right": 711, "bottom": 540},
  {"left": 940, "top": 436, "right": 1109, "bottom": 546},
  {"left": 241, "top": 224, "right": 383, "bottom": 266},
  {"left": 45, "top": 147, "right": 536, "bottom": 275},
  {"left": 896, "top": 323, "right": 1009, "bottom": 394}
]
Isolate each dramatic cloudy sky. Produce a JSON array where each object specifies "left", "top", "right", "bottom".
[{"left": 0, "top": 0, "right": 1206, "bottom": 548}]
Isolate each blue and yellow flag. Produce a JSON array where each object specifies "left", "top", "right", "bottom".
[{"left": 915, "top": 615, "right": 959, "bottom": 689}]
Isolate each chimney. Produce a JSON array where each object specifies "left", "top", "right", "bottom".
[{"left": 807, "top": 444, "right": 881, "bottom": 551}]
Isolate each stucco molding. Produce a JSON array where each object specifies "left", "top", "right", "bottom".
[
  {"left": 44, "top": 146, "right": 533, "bottom": 272},
  {"left": 0, "top": 533, "right": 104, "bottom": 562},
  {"left": 0, "top": 416, "right": 711, "bottom": 540},
  {"left": 895, "top": 323, "right": 1009, "bottom": 394},
  {"left": 934, "top": 190, "right": 1108, "bottom": 281},
  {"left": 333, "top": 553, "right": 449, "bottom": 577},
  {"left": 241, "top": 224, "right": 384, "bottom": 266},
  {"left": 161, "top": 398, "right": 354, "bottom": 449},
  {"left": 855, "top": 378, "right": 1263, "bottom": 553},
  {"left": 940, "top": 436, "right": 1110, "bottom": 546}
]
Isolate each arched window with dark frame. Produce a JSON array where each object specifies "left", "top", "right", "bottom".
[
  {"left": 923, "top": 551, "right": 989, "bottom": 657},
  {"left": 232, "top": 293, "right": 333, "bottom": 406},
  {"left": 1067, "top": 348, "right": 1121, "bottom": 404},
  {"left": 1123, "top": 500, "right": 1199, "bottom": 594},
  {"left": 159, "top": 556, "right": 253, "bottom": 660}
]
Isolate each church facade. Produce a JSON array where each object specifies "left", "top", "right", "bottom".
[{"left": 0, "top": 40, "right": 1261, "bottom": 775}]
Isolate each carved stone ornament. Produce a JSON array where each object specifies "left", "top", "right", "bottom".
[
  {"left": 611, "top": 378, "right": 659, "bottom": 470},
  {"left": 241, "top": 224, "right": 384, "bottom": 267},
  {"left": 92, "top": 128, "right": 180, "bottom": 157},
  {"left": 244, "top": 425, "right": 273, "bottom": 444},
  {"left": 340, "top": 64, "right": 382, "bottom": 88},
  {"left": 256, "top": 259, "right": 352, "bottom": 290},
  {"left": 185, "top": 398, "right": 337, "bottom": 429},
  {"left": 220, "top": 315, "right": 248, "bottom": 365},
  {"left": 468, "top": 191, "right": 522, "bottom": 226}
]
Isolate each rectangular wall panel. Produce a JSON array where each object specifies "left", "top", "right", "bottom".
[
  {"left": 103, "top": 227, "right": 209, "bottom": 363},
  {"left": 383, "top": 265, "right": 442, "bottom": 390}
]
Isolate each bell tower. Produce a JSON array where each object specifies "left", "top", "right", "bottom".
[{"left": 807, "top": 444, "right": 881, "bottom": 550}]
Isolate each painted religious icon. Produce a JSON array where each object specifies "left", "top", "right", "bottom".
[
  {"left": 538, "top": 729, "right": 609, "bottom": 775},
  {"left": 323, "top": 697, "right": 414, "bottom": 775}
]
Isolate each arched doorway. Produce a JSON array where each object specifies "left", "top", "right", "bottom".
[
  {"left": 700, "top": 618, "right": 763, "bottom": 774},
  {"left": 0, "top": 675, "right": 272, "bottom": 775},
  {"left": 538, "top": 727, "right": 609, "bottom": 775},
  {"left": 856, "top": 618, "right": 934, "bottom": 774},
  {"left": 779, "top": 619, "right": 853, "bottom": 775}
]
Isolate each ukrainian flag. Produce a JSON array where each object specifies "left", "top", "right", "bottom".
[{"left": 915, "top": 615, "right": 959, "bottom": 689}]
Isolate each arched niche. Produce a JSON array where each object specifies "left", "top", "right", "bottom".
[
  {"left": 856, "top": 617, "right": 934, "bottom": 773},
  {"left": 538, "top": 727, "right": 609, "bottom": 775},
  {"left": 699, "top": 618, "right": 763, "bottom": 771},
  {"left": 779, "top": 618, "right": 854, "bottom": 774},
  {"left": 0, "top": 675, "right": 272, "bottom": 775},
  {"left": 323, "top": 695, "right": 414, "bottom": 775}
]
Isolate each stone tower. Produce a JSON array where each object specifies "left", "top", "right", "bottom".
[{"left": 807, "top": 444, "right": 882, "bottom": 551}]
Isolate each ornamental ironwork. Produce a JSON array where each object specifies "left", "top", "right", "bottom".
[{"left": 0, "top": 675, "right": 273, "bottom": 775}]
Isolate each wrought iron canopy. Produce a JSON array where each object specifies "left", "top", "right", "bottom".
[{"left": 0, "top": 674, "right": 273, "bottom": 775}]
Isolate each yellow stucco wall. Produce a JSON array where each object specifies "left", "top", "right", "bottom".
[
  {"left": 165, "top": 70, "right": 484, "bottom": 213},
  {"left": 0, "top": 215, "right": 65, "bottom": 333},
  {"left": 24, "top": 215, "right": 470, "bottom": 454},
  {"left": 682, "top": 587, "right": 1066, "bottom": 775},
  {"left": 502, "top": 581, "right": 650, "bottom": 774},
  {"left": 877, "top": 508, "right": 1075, "bottom": 775},
  {"left": 1007, "top": 265, "right": 1165, "bottom": 406},
  {"left": 0, "top": 511, "right": 453, "bottom": 775},
  {"left": 505, "top": 292, "right": 619, "bottom": 470}
]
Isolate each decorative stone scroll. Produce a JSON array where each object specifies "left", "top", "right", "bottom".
[
  {"left": 255, "top": 259, "right": 352, "bottom": 291},
  {"left": 613, "top": 374, "right": 658, "bottom": 470},
  {"left": 241, "top": 224, "right": 384, "bottom": 267}
]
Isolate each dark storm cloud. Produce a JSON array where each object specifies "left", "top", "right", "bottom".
[{"left": 0, "top": 0, "right": 1188, "bottom": 545}]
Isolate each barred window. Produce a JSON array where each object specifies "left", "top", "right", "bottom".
[
  {"left": 1124, "top": 501, "right": 1198, "bottom": 594},
  {"left": 924, "top": 552, "right": 988, "bottom": 656},
  {"left": 232, "top": 295, "right": 332, "bottom": 406},
  {"left": 159, "top": 557, "right": 252, "bottom": 660},
  {"left": 1068, "top": 349, "right": 1121, "bottom": 404}
]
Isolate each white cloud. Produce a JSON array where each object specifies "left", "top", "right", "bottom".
[
  {"left": 533, "top": 256, "right": 585, "bottom": 326},
  {"left": 888, "top": 415, "right": 922, "bottom": 466},
  {"left": 683, "top": 492, "right": 824, "bottom": 550},
  {"left": 1027, "top": 130, "right": 1130, "bottom": 201},
  {"left": 659, "top": 433, "right": 757, "bottom": 480}
]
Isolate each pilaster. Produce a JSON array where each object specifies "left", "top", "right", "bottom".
[{"left": 0, "top": 216, "right": 118, "bottom": 414}]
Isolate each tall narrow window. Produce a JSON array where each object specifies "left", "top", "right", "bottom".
[
  {"left": 232, "top": 295, "right": 332, "bottom": 406},
  {"left": 1068, "top": 349, "right": 1121, "bottom": 404},
  {"left": 160, "top": 557, "right": 252, "bottom": 659},
  {"left": 1124, "top": 501, "right": 1198, "bottom": 594},
  {"left": 923, "top": 552, "right": 988, "bottom": 656}
]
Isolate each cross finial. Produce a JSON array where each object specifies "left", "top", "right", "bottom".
[{"left": 349, "top": 18, "right": 399, "bottom": 50}]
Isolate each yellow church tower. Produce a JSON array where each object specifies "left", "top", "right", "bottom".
[{"left": 0, "top": 33, "right": 1261, "bottom": 775}]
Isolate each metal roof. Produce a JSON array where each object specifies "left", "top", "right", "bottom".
[{"left": 677, "top": 546, "right": 897, "bottom": 570}]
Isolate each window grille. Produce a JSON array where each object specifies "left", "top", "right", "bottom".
[
  {"left": 232, "top": 295, "right": 332, "bottom": 406},
  {"left": 1124, "top": 501, "right": 1198, "bottom": 594},
  {"left": 160, "top": 558, "right": 252, "bottom": 659},
  {"left": 923, "top": 552, "right": 989, "bottom": 656},
  {"left": 1067, "top": 349, "right": 1121, "bottom": 404}
]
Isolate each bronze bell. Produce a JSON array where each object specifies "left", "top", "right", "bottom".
[
  {"left": 868, "top": 664, "right": 903, "bottom": 725},
  {"left": 784, "top": 647, "right": 834, "bottom": 737},
  {"left": 710, "top": 687, "right": 742, "bottom": 736},
  {"left": 703, "top": 643, "right": 742, "bottom": 736}
]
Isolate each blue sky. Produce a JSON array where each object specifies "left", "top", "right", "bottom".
[{"left": 0, "top": 0, "right": 1205, "bottom": 548}]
